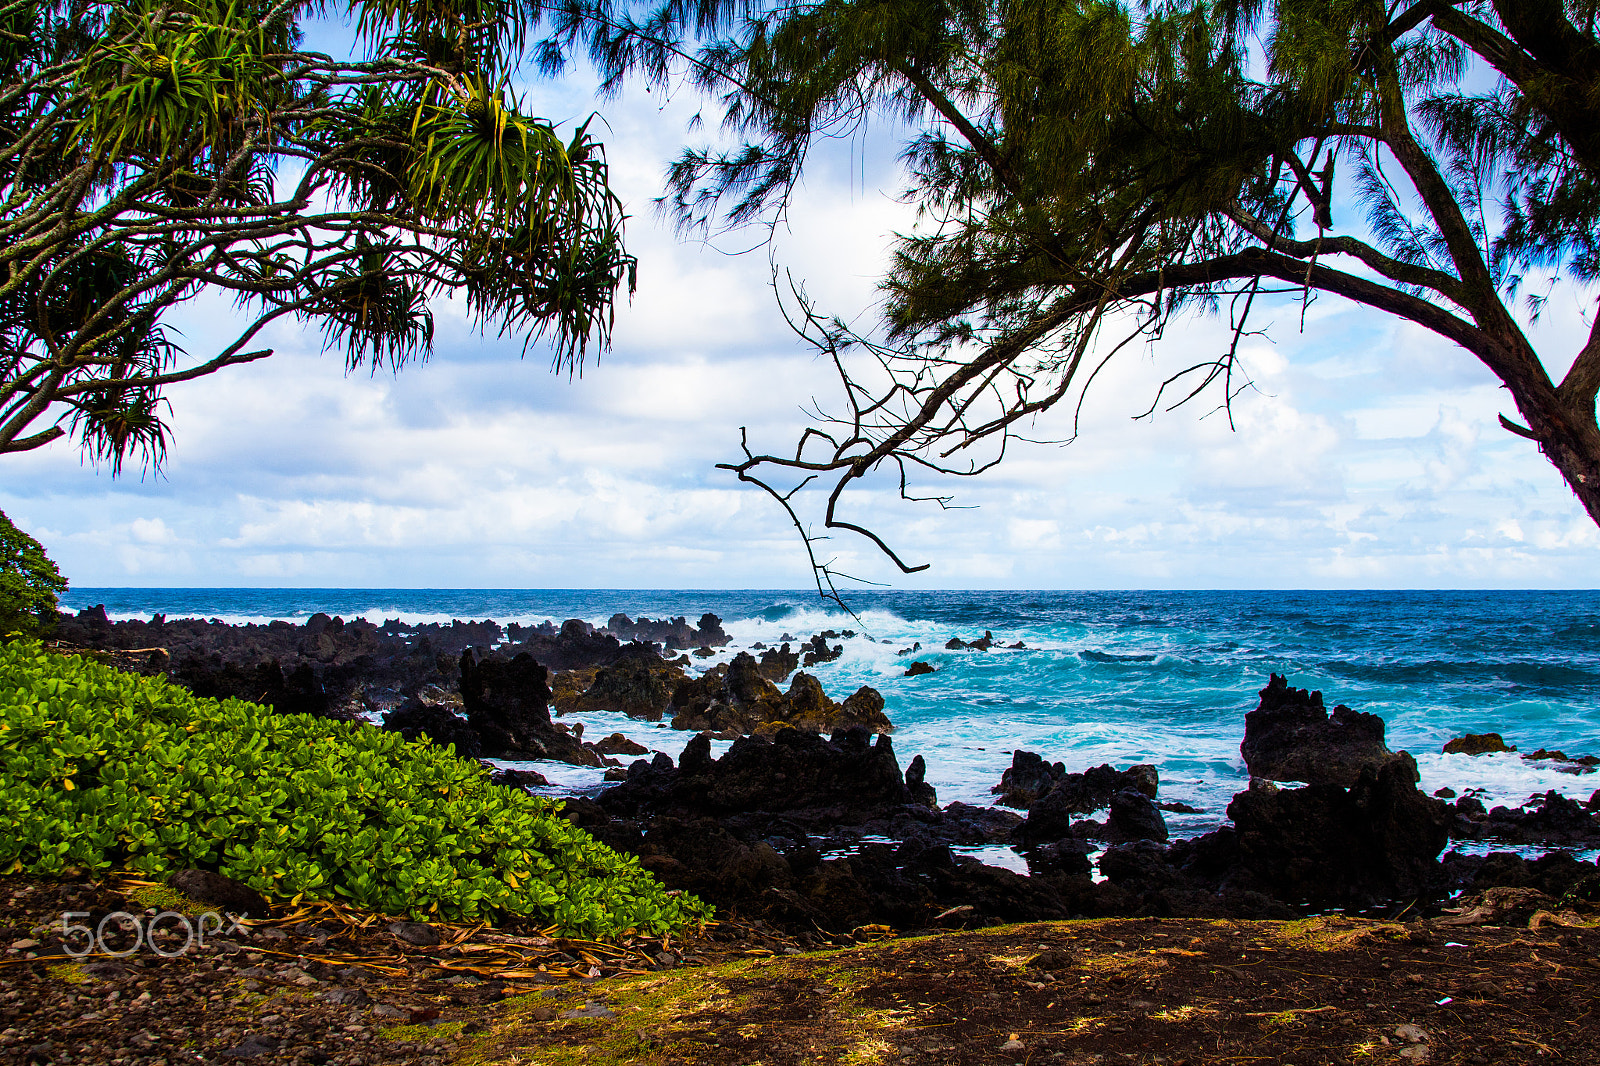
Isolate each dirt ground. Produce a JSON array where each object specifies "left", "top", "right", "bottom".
[{"left": 3, "top": 875, "right": 1597, "bottom": 1066}]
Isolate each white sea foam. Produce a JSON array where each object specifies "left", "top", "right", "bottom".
[
  {"left": 815, "top": 835, "right": 898, "bottom": 860},
  {"left": 488, "top": 757, "right": 610, "bottom": 796},
  {"left": 549, "top": 707, "right": 735, "bottom": 761},
  {"left": 1413, "top": 750, "right": 1597, "bottom": 808},
  {"left": 1446, "top": 842, "right": 1600, "bottom": 863},
  {"left": 951, "top": 844, "right": 1030, "bottom": 875}
]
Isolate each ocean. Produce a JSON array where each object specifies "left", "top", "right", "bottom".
[{"left": 63, "top": 589, "right": 1600, "bottom": 860}]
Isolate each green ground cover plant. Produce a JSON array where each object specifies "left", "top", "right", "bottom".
[{"left": 0, "top": 642, "right": 709, "bottom": 938}]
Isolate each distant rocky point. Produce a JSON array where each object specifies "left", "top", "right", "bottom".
[{"left": 49, "top": 605, "right": 892, "bottom": 765}]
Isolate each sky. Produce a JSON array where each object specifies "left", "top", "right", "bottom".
[{"left": 3, "top": 26, "right": 1599, "bottom": 591}]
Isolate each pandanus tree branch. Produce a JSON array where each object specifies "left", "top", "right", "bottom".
[{"left": 0, "top": 0, "right": 637, "bottom": 472}]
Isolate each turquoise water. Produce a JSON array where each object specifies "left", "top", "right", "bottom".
[{"left": 64, "top": 589, "right": 1600, "bottom": 836}]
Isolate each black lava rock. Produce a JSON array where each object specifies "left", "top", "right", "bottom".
[
  {"left": 1240, "top": 673, "right": 1392, "bottom": 787},
  {"left": 1226, "top": 752, "right": 1450, "bottom": 906}
]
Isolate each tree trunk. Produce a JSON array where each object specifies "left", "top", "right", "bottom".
[{"left": 1509, "top": 382, "right": 1600, "bottom": 528}]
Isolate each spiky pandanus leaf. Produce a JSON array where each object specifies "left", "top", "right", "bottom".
[
  {"left": 71, "top": 383, "right": 172, "bottom": 475},
  {"left": 313, "top": 242, "right": 437, "bottom": 372},
  {"left": 73, "top": 0, "right": 288, "bottom": 164}
]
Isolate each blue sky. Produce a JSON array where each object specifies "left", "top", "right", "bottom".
[{"left": 3, "top": 36, "right": 1598, "bottom": 590}]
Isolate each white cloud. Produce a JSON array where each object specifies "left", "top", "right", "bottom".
[
  {"left": 1007, "top": 518, "right": 1062, "bottom": 551},
  {"left": 129, "top": 518, "right": 177, "bottom": 545}
]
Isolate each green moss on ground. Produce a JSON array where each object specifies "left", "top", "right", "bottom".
[{"left": 123, "top": 881, "right": 210, "bottom": 915}]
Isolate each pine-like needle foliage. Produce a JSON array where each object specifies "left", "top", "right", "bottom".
[
  {"left": 558, "top": 0, "right": 1600, "bottom": 592},
  {"left": 0, "top": 0, "right": 635, "bottom": 470}
]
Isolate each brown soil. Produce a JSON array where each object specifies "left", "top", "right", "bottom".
[{"left": 3, "top": 875, "right": 1597, "bottom": 1066}]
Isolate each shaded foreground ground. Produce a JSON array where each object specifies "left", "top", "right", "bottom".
[{"left": 2, "top": 876, "right": 1597, "bottom": 1066}]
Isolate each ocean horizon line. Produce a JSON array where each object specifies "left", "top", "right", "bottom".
[{"left": 58, "top": 585, "right": 1600, "bottom": 595}]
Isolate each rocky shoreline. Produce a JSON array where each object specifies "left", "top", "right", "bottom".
[{"left": 47, "top": 607, "right": 1600, "bottom": 937}]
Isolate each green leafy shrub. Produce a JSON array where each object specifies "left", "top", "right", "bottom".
[
  {"left": 0, "top": 643, "right": 710, "bottom": 938},
  {"left": 0, "top": 512, "right": 67, "bottom": 640}
]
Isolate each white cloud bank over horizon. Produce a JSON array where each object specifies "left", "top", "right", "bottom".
[{"left": 3, "top": 49, "right": 1599, "bottom": 591}]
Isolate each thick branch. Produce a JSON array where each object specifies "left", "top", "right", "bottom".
[
  {"left": 53, "top": 348, "right": 275, "bottom": 398},
  {"left": 0, "top": 426, "right": 65, "bottom": 454},
  {"left": 1225, "top": 202, "right": 1465, "bottom": 300},
  {"left": 0, "top": 367, "right": 64, "bottom": 449}
]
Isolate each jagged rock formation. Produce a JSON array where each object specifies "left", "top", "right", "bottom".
[
  {"left": 1448, "top": 790, "right": 1600, "bottom": 846},
  {"left": 566, "top": 730, "right": 1102, "bottom": 931},
  {"left": 800, "top": 633, "right": 843, "bottom": 667},
  {"left": 757, "top": 643, "right": 800, "bottom": 681},
  {"left": 1240, "top": 673, "right": 1392, "bottom": 786},
  {"left": 553, "top": 646, "right": 688, "bottom": 721},
  {"left": 1106, "top": 789, "right": 1169, "bottom": 843},
  {"left": 994, "top": 752, "right": 1159, "bottom": 814},
  {"left": 1443, "top": 732, "right": 1516, "bottom": 755},
  {"left": 385, "top": 697, "right": 483, "bottom": 758},
  {"left": 604, "top": 612, "right": 730, "bottom": 650},
  {"left": 454, "top": 650, "right": 599, "bottom": 765},
  {"left": 380, "top": 649, "right": 625, "bottom": 766},
  {"left": 1225, "top": 752, "right": 1450, "bottom": 904},
  {"left": 905, "top": 754, "right": 938, "bottom": 808},
  {"left": 667, "top": 652, "right": 893, "bottom": 736},
  {"left": 600, "top": 729, "right": 915, "bottom": 820}
]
